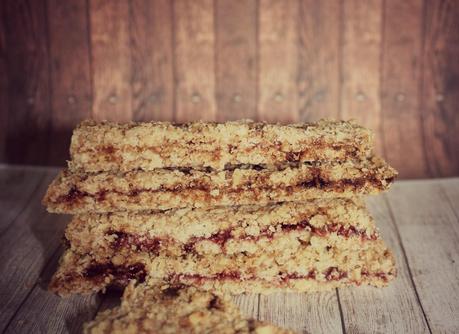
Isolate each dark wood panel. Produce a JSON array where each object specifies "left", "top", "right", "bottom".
[
  {"left": 215, "top": 0, "right": 257, "bottom": 121},
  {"left": 47, "top": 0, "right": 92, "bottom": 165},
  {"left": 421, "top": 0, "right": 459, "bottom": 177},
  {"left": 173, "top": 0, "right": 216, "bottom": 122},
  {"left": 297, "top": 0, "right": 341, "bottom": 122},
  {"left": 0, "top": 11, "right": 8, "bottom": 162},
  {"left": 341, "top": 0, "right": 383, "bottom": 154},
  {"left": 2, "top": 0, "right": 51, "bottom": 165},
  {"left": 380, "top": 0, "right": 429, "bottom": 179},
  {"left": 90, "top": 0, "right": 132, "bottom": 121},
  {"left": 130, "top": 0, "right": 174, "bottom": 122},
  {"left": 0, "top": 0, "right": 458, "bottom": 178},
  {"left": 258, "top": 0, "right": 299, "bottom": 122}
]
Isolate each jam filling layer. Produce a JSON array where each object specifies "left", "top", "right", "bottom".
[
  {"left": 56, "top": 173, "right": 393, "bottom": 204},
  {"left": 79, "top": 262, "right": 392, "bottom": 286},
  {"left": 104, "top": 220, "right": 377, "bottom": 255}
]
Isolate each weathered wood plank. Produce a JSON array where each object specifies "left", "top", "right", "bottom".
[
  {"left": 0, "top": 167, "right": 47, "bottom": 235},
  {"left": 2, "top": 0, "right": 52, "bottom": 164},
  {"left": 90, "top": 0, "right": 132, "bottom": 122},
  {"left": 385, "top": 180, "right": 459, "bottom": 332},
  {"left": 0, "top": 14, "right": 7, "bottom": 162},
  {"left": 130, "top": 0, "right": 174, "bottom": 122},
  {"left": 337, "top": 196, "right": 430, "bottom": 333},
  {"left": 438, "top": 178, "right": 459, "bottom": 219},
  {"left": 341, "top": 0, "right": 383, "bottom": 154},
  {"left": 47, "top": 0, "right": 92, "bottom": 165},
  {"left": 258, "top": 0, "right": 299, "bottom": 123},
  {"left": 232, "top": 294, "right": 259, "bottom": 320},
  {"left": 0, "top": 170, "right": 69, "bottom": 331},
  {"left": 380, "top": 0, "right": 428, "bottom": 179},
  {"left": 421, "top": 0, "right": 459, "bottom": 177},
  {"left": 4, "top": 246, "right": 100, "bottom": 334},
  {"left": 215, "top": 0, "right": 257, "bottom": 121},
  {"left": 259, "top": 292, "right": 343, "bottom": 334},
  {"left": 297, "top": 0, "right": 341, "bottom": 122},
  {"left": 173, "top": 0, "right": 216, "bottom": 122}
]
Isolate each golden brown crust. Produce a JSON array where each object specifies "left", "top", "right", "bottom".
[
  {"left": 64, "top": 199, "right": 379, "bottom": 260},
  {"left": 49, "top": 235, "right": 396, "bottom": 296},
  {"left": 43, "top": 157, "right": 396, "bottom": 213},
  {"left": 70, "top": 119, "right": 374, "bottom": 172},
  {"left": 84, "top": 281, "right": 295, "bottom": 334}
]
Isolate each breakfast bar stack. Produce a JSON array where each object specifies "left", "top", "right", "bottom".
[{"left": 43, "top": 119, "right": 397, "bottom": 296}]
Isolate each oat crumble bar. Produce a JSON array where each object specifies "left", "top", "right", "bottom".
[{"left": 69, "top": 119, "right": 373, "bottom": 172}]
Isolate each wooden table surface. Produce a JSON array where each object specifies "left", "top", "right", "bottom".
[{"left": 0, "top": 164, "right": 458, "bottom": 334}]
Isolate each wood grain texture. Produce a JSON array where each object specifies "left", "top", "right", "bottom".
[
  {"left": 257, "top": 0, "right": 299, "bottom": 123},
  {"left": 4, "top": 246, "right": 100, "bottom": 334},
  {"left": 215, "top": 0, "right": 257, "bottom": 121},
  {"left": 173, "top": 0, "right": 216, "bottom": 122},
  {"left": 380, "top": 0, "right": 429, "bottom": 179},
  {"left": 2, "top": 0, "right": 51, "bottom": 165},
  {"left": 259, "top": 292, "right": 343, "bottom": 334},
  {"left": 297, "top": 0, "right": 341, "bottom": 122},
  {"left": 385, "top": 180, "right": 459, "bottom": 333},
  {"left": 90, "top": 0, "right": 132, "bottom": 122},
  {"left": 421, "top": 0, "right": 459, "bottom": 177},
  {"left": 0, "top": 14, "right": 7, "bottom": 162},
  {"left": 130, "top": 0, "right": 174, "bottom": 122},
  {"left": 232, "top": 294, "right": 259, "bottom": 319},
  {"left": 337, "top": 196, "right": 430, "bottom": 333},
  {"left": 47, "top": 0, "right": 92, "bottom": 165},
  {"left": 341, "top": 0, "right": 383, "bottom": 154},
  {"left": 0, "top": 167, "right": 46, "bottom": 235},
  {"left": 0, "top": 170, "right": 64, "bottom": 331}
]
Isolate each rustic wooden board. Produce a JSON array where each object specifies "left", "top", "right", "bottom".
[
  {"left": 173, "top": 0, "right": 216, "bottom": 122},
  {"left": 385, "top": 180, "right": 459, "bottom": 333},
  {"left": 89, "top": 0, "right": 132, "bottom": 122},
  {"left": 47, "top": 0, "right": 92, "bottom": 165},
  {"left": 297, "top": 0, "right": 341, "bottom": 122},
  {"left": 0, "top": 167, "right": 458, "bottom": 333},
  {"left": 421, "top": 0, "right": 459, "bottom": 177},
  {"left": 215, "top": 0, "right": 257, "bottom": 121},
  {"left": 380, "top": 0, "right": 429, "bottom": 179},
  {"left": 340, "top": 0, "right": 383, "bottom": 155},
  {"left": 258, "top": 0, "right": 299, "bottom": 122},
  {"left": 130, "top": 0, "right": 174, "bottom": 122},
  {"left": 2, "top": 0, "right": 52, "bottom": 165}
]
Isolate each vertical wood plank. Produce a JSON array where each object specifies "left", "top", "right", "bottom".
[
  {"left": 90, "top": 0, "right": 132, "bottom": 121},
  {"left": 259, "top": 292, "right": 343, "bottom": 334},
  {"left": 173, "top": 0, "right": 216, "bottom": 122},
  {"left": 215, "top": 0, "right": 257, "bottom": 121},
  {"left": 338, "top": 196, "right": 430, "bottom": 333},
  {"left": 258, "top": 0, "right": 299, "bottom": 123},
  {"left": 0, "top": 167, "right": 46, "bottom": 234},
  {"left": 3, "top": 0, "right": 52, "bottom": 164},
  {"left": 130, "top": 0, "right": 174, "bottom": 122},
  {"left": 421, "top": 0, "right": 459, "bottom": 177},
  {"left": 0, "top": 14, "right": 7, "bottom": 162},
  {"left": 0, "top": 171, "right": 68, "bottom": 331},
  {"left": 297, "top": 0, "right": 341, "bottom": 122},
  {"left": 341, "top": 0, "right": 383, "bottom": 154},
  {"left": 386, "top": 180, "right": 459, "bottom": 332},
  {"left": 232, "top": 294, "right": 259, "bottom": 319},
  {"left": 4, "top": 247, "right": 100, "bottom": 334},
  {"left": 380, "top": 0, "right": 428, "bottom": 178},
  {"left": 47, "top": 0, "right": 92, "bottom": 165}
]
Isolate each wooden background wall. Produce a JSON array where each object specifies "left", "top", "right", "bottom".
[{"left": 0, "top": 0, "right": 458, "bottom": 179}]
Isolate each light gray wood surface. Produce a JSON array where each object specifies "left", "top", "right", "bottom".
[{"left": 0, "top": 165, "right": 458, "bottom": 334}]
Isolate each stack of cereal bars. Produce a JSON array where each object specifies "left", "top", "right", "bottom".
[{"left": 43, "top": 119, "right": 397, "bottom": 296}]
